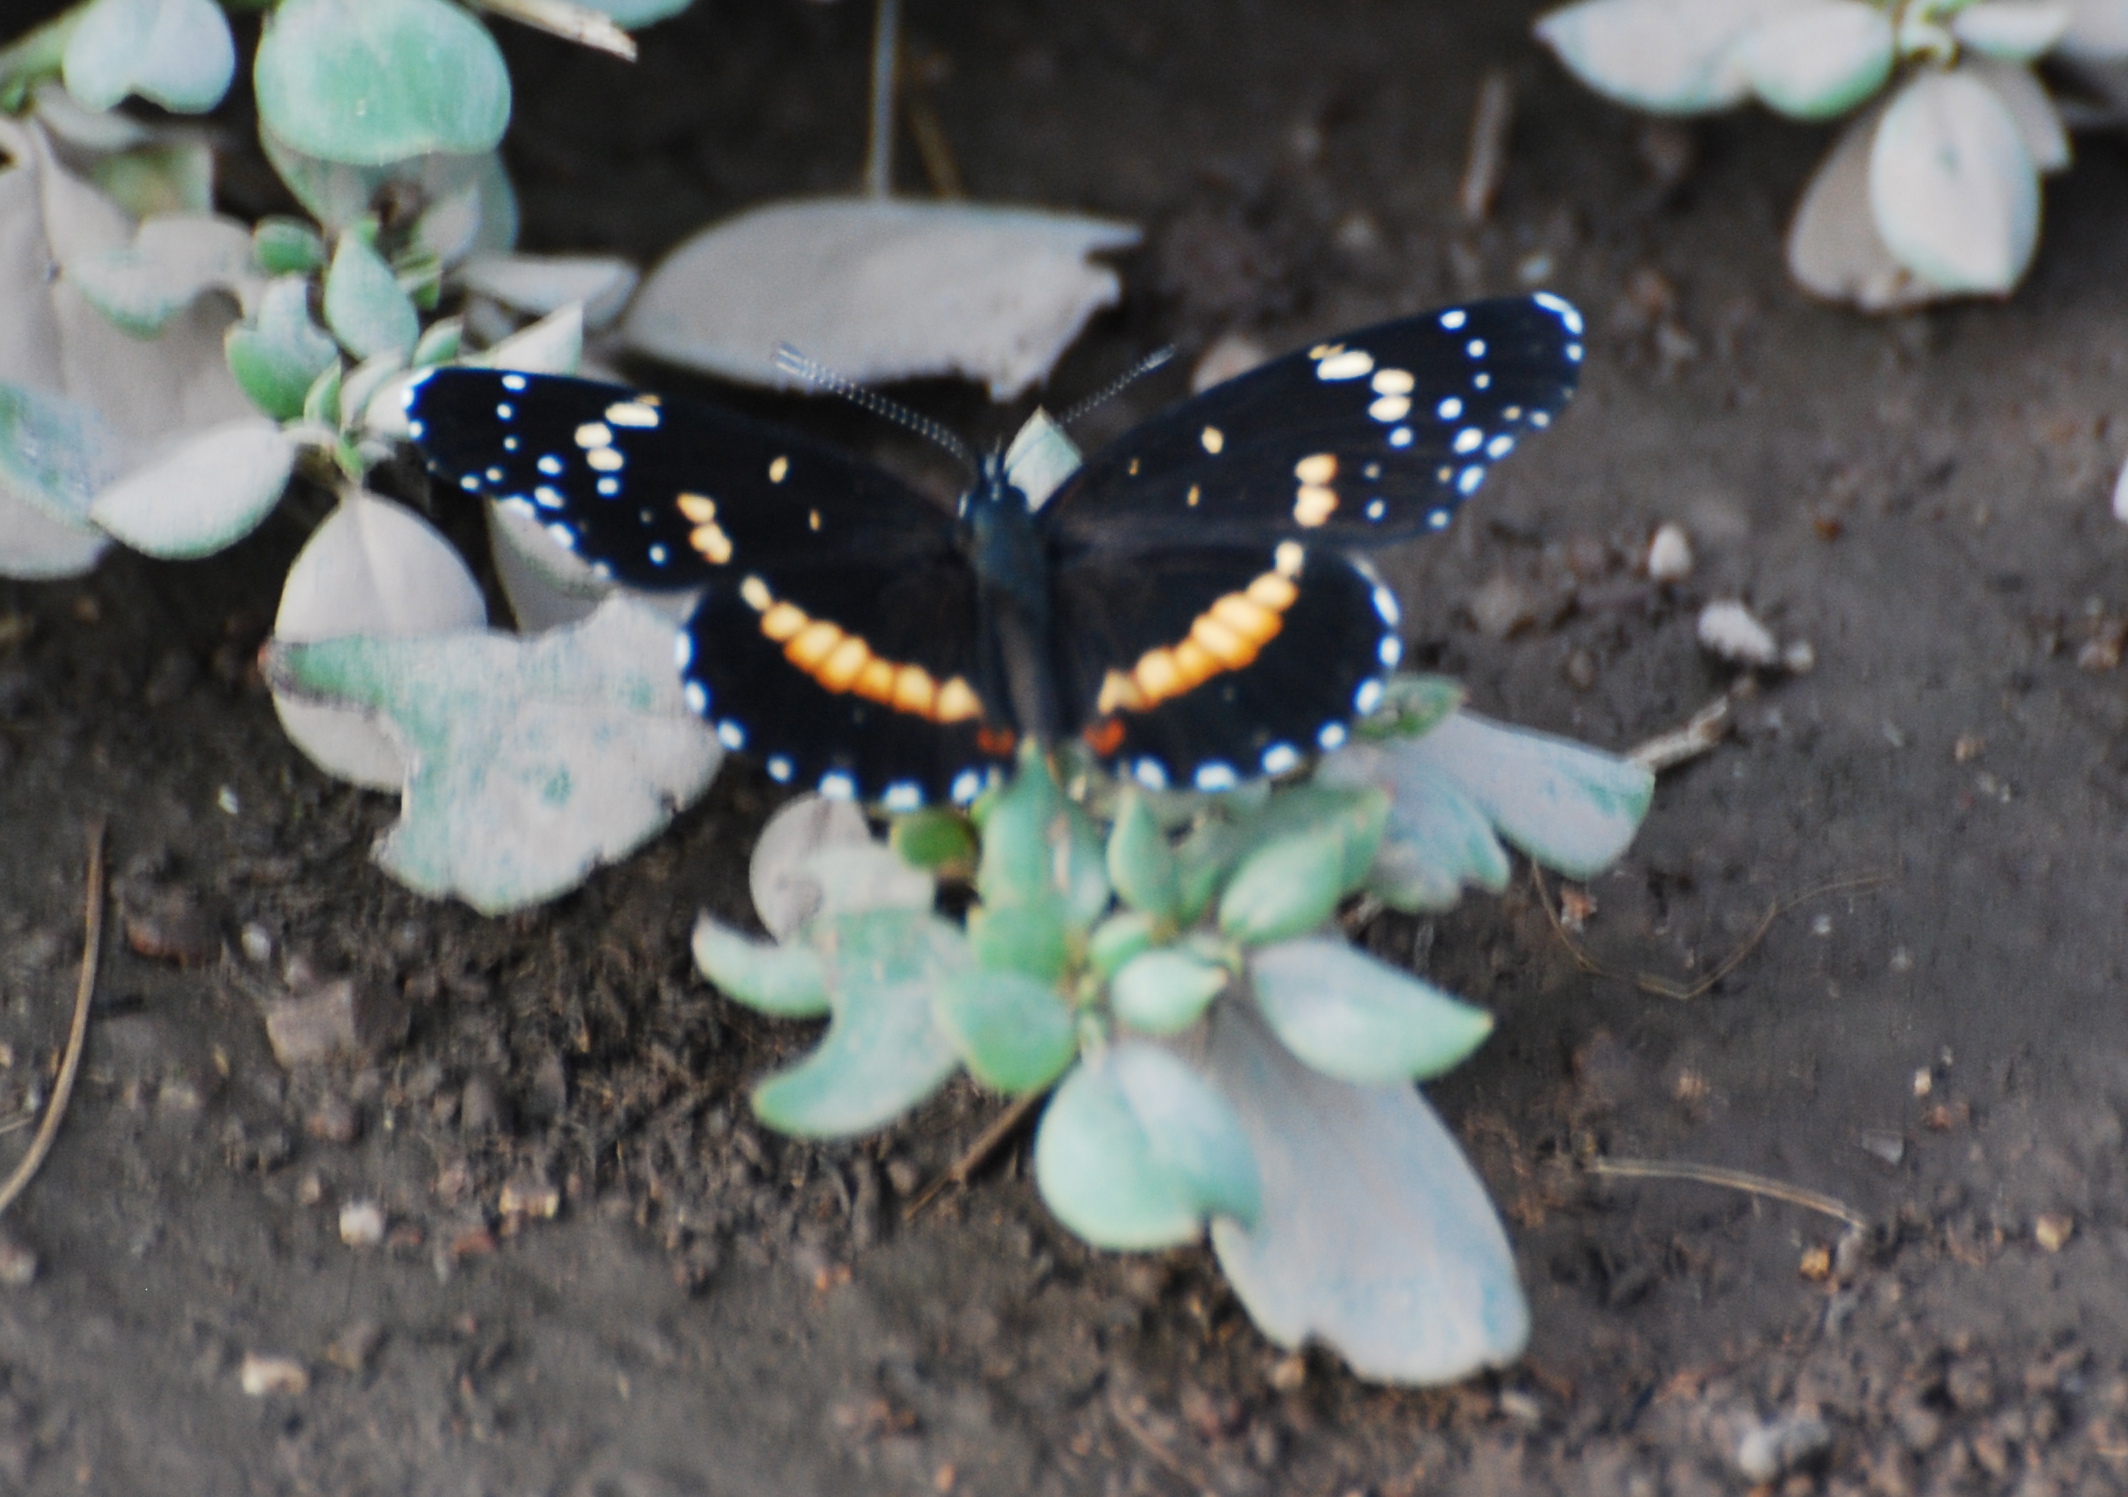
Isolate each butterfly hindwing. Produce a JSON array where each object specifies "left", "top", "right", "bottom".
[
  {"left": 1049, "top": 539, "right": 1400, "bottom": 792},
  {"left": 1042, "top": 295, "right": 1582, "bottom": 550},
  {"left": 405, "top": 368, "right": 956, "bottom": 587},
  {"left": 683, "top": 550, "right": 1015, "bottom": 808}
]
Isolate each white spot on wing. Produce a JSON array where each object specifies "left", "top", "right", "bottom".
[
  {"left": 1317, "top": 722, "right": 1348, "bottom": 750},
  {"left": 501, "top": 374, "right": 527, "bottom": 391},
  {"left": 1453, "top": 428, "right": 1483, "bottom": 454},
  {"left": 1439, "top": 309, "right": 1468, "bottom": 330},
  {"left": 1354, "top": 679, "right": 1385, "bottom": 715},
  {"left": 818, "top": 771, "right": 856, "bottom": 801},
  {"left": 950, "top": 769, "right": 983, "bottom": 804},
  {"left": 1194, "top": 762, "right": 1239, "bottom": 792},
  {"left": 767, "top": 756, "right": 794, "bottom": 783},
  {"left": 883, "top": 782, "right": 923, "bottom": 811},
  {"left": 717, "top": 721, "right": 746, "bottom": 750},
  {"left": 1315, "top": 348, "right": 1374, "bottom": 380},
  {"left": 1133, "top": 758, "right": 1170, "bottom": 791},
  {"left": 1261, "top": 743, "right": 1300, "bottom": 775},
  {"left": 1437, "top": 397, "right": 1463, "bottom": 420},
  {"left": 683, "top": 682, "right": 707, "bottom": 713}
]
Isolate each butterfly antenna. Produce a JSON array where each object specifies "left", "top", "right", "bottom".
[
  {"left": 773, "top": 344, "right": 978, "bottom": 473},
  {"left": 1056, "top": 346, "right": 1175, "bottom": 430}
]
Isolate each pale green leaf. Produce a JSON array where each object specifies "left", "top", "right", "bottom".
[
  {"left": 324, "top": 231, "right": 418, "bottom": 362},
  {"left": 1204, "top": 1000, "right": 1528, "bottom": 1385},
  {"left": 88, "top": 417, "right": 293, "bottom": 557},
  {"left": 932, "top": 966, "right": 1078, "bottom": 1095},
  {"left": 1533, "top": 0, "right": 1795, "bottom": 113},
  {"left": 1034, "top": 1043, "right": 1260, "bottom": 1250},
  {"left": 691, "top": 916, "right": 828, "bottom": 1018},
  {"left": 63, "top": 0, "right": 235, "bottom": 114},
  {"left": 1734, "top": 2, "right": 1893, "bottom": 119},
  {"left": 225, "top": 277, "right": 340, "bottom": 420},
  {"left": 255, "top": 0, "right": 510, "bottom": 166},
  {"left": 1870, "top": 67, "right": 2039, "bottom": 294},
  {"left": 1249, "top": 939, "right": 1493, "bottom": 1085},
  {"left": 264, "top": 596, "right": 722, "bottom": 911},
  {"left": 1111, "top": 948, "right": 1229, "bottom": 1036}
]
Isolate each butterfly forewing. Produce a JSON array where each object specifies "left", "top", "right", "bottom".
[
  {"left": 1049, "top": 540, "right": 1400, "bottom": 793},
  {"left": 1042, "top": 295, "right": 1582, "bottom": 550},
  {"left": 406, "top": 369, "right": 957, "bottom": 587}
]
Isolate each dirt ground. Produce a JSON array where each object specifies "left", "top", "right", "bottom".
[{"left": 6, "top": 0, "right": 2128, "bottom": 1492}]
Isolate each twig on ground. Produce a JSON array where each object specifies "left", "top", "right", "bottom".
[
  {"left": 1628, "top": 695, "right": 1732, "bottom": 773},
  {"left": 905, "top": 94, "right": 964, "bottom": 198},
  {"left": 1531, "top": 864, "right": 1894, "bottom": 1002},
  {"left": 1588, "top": 1156, "right": 1869, "bottom": 1232},
  {"left": 1458, "top": 70, "right": 1516, "bottom": 222},
  {"left": 0, "top": 818, "right": 104, "bottom": 1217},
  {"left": 902, "top": 1087, "right": 1046, "bottom": 1221},
  {"left": 1109, "top": 1389, "right": 1218, "bottom": 1497}
]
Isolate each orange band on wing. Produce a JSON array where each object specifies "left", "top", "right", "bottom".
[
  {"left": 735, "top": 574, "right": 986, "bottom": 725},
  {"left": 1095, "top": 543, "right": 1306, "bottom": 716}
]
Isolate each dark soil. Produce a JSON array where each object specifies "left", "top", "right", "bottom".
[{"left": 5, "top": 0, "right": 2128, "bottom": 1492}]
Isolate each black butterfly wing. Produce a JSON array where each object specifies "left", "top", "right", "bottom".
[
  {"left": 1049, "top": 538, "right": 1400, "bottom": 792},
  {"left": 405, "top": 368, "right": 1014, "bottom": 808},
  {"left": 1042, "top": 295, "right": 1582, "bottom": 550},
  {"left": 405, "top": 368, "right": 952, "bottom": 585}
]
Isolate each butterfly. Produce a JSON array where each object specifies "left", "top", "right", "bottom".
[{"left": 403, "top": 293, "right": 1583, "bottom": 811}]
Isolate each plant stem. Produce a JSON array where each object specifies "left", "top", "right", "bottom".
[
  {"left": 0, "top": 3, "right": 88, "bottom": 114},
  {"left": 864, "top": 0, "right": 900, "bottom": 198}
]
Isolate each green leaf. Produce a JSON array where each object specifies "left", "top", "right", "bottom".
[
  {"left": 691, "top": 916, "right": 828, "bottom": 1018},
  {"left": 88, "top": 418, "right": 294, "bottom": 558},
  {"left": 968, "top": 897, "right": 1071, "bottom": 983},
  {"left": 301, "top": 358, "right": 344, "bottom": 427},
  {"left": 1321, "top": 744, "right": 1510, "bottom": 914},
  {"left": 1087, "top": 909, "right": 1157, "bottom": 980},
  {"left": 0, "top": 382, "right": 128, "bottom": 530},
  {"left": 89, "top": 141, "right": 213, "bottom": 218},
  {"left": 1952, "top": 1, "right": 2071, "bottom": 62},
  {"left": 1397, "top": 713, "right": 1652, "bottom": 880},
  {"left": 324, "top": 231, "right": 418, "bottom": 363},
  {"left": 255, "top": 0, "right": 510, "bottom": 166},
  {"left": 892, "top": 806, "right": 978, "bottom": 876},
  {"left": 1034, "top": 1043, "right": 1261, "bottom": 1250},
  {"left": 1353, "top": 673, "right": 1465, "bottom": 742},
  {"left": 1733, "top": 1, "right": 1893, "bottom": 120},
  {"left": 1218, "top": 829, "right": 1347, "bottom": 944},
  {"left": 975, "top": 755, "right": 1064, "bottom": 909},
  {"left": 1532, "top": 0, "right": 1789, "bottom": 114},
  {"left": 65, "top": 213, "right": 254, "bottom": 337},
  {"left": 1249, "top": 939, "right": 1492, "bottom": 1085},
  {"left": 412, "top": 316, "right": 463, "bottom": 369},
  {"left": 752, "top": 909, "right": 969, "bottom": 1138},
  {"left": 253, "top": 217, "right": 327, "bottom": 275},
  {"left": 932, "top": 966, "right": 1078, "bottom": 1095},
  {"left": 1107, "top": 789, "right": 1179, "bottom": 921},
  {"left": 1110, "top": 948, "right": 1228, "bottom": 1036},
  {"left": 63, "top": 0, "right": 235, "bottom": 114},
  {"left": 1176, "top": 817, "right": 1249, "bottom": 925},
  {"left": 226, "top": 276, "right": 340, "bottom": 420}
]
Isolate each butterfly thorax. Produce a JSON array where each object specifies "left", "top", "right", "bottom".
[{"left": 959, "top": 455, "right": 1059, "bottom": 744}]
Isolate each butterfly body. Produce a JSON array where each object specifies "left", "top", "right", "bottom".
[{"left": 404, "top": 294, "right": 1584, "bottom": 809}]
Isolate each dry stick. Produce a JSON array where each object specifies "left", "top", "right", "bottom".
[
  {"left": 1588, "top": 1156, "right": 1869, "bottom": 1233},
  {"left": 1457, "top": 70, "right": 1516, "bottom": 223},
  {"left": 1109, "top": 1389, "right": 1218, "bottom": 1497},
  {"left": 1530, "top": 863, "right": 1893, "bottom": 1002},
  {"left": 0, "top": 818, "right": 104, "bottom": 1218},
  {"left": 468, "top": 0, "right": 638, "bottom": 61},
  {"left": 905, "top": 93, "right": 965, "bottom": 198},
  {"left": 902, "top": 1087, "right": 1047, "bottom": 1221},
  {"left": 1628, "top": 695, "right": 1733, "bottom": 773}
]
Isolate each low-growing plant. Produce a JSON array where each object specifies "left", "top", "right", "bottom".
[{"left": 1536, "top": 0, "right": 2128, "bottom": 308}]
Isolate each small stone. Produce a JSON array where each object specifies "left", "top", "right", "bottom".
[
  {"left": 339, "top": 1201, "right": 387, "bottom": 1247},
  {"left": 1191, "top": 332, "right": 1270, "bottom": 393},
  {"left": 1268, "top": 1353, "right": 1307, "bottom": 1392},
  {"left": 499, "top": 1177, "right": 560, "bottom": 1220},
  {"left": 324, "top": 1320, "right": 382, "bottom": 1373},
  {"left": 306, "top": 1095, "right": 360, "bottom": 1145},
  {"left": 123, "top": 886, "right": 220, "bottom": 966},
  {"left": 1798, "top": 1245, "right": 1832, "bottom": 1281},
  {"left": 2035, "top": 1213, "right": 2074, "bottom": 1252},
  {"left": 0, "top": 1237, "right": 36, "bottom": 1287},
  {"left": 263, "top": 978, "right": 407, "bottom": 1069},
  {"left": 1646, "top": 523, "right": 1694, "bottom": 582},
  {"left": 1697, "top": 600, "right": 1780, "bottom": 667},
  {"left": 1781, "top": 639, "right": 1817, "bottom": 674},
  {"left": 239, "top": 924, "right": 274, "bottom": 965},
  {"left": 296, "top": 1172, "right": 326, "bottom": 1207},
  {"left": 1860, "top": 1130, "right": 1906, "bottom": 1165},
  {"left": 459, "top": 1074, "right": 504, "bottom": 1133},
  {"left": 1733, "top": 1411, "right": 1831, "bottom": 1483},
  {"left": 238, "top": 1353, "right": 309, "bottom": 1396},
  {"left": 1470, "top": 574, "right": 1540, "bottom": 639}
]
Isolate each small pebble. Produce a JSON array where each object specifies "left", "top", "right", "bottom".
[
  {"left": 325, "top": 1320, "right": 382, "bottom": 1373},
  {"left": 339, "top": 1201, "right": 387, "bottom": 1248},
  {"left": 239, "top": 924, "right": 274, "bottom": 965},
  {"left": 500, "top": 1178, "right": 561, "bottom": 1220},
  {"left": 263, "top": 978, "right": 408, "bottom": 1069},
  {"left": 0, "top": 1237, "right": 36, "bottom": 1288},
  {"left": 307, "top": 1095, "right": 360, "bottom": 1145},
  {"left": 1268, "top": 1354, "right": 1307, "bottom": 1392},
  {"left": 1696, "top": 600, "right": 1780, "bottom": 667},
  {"left": 1859, "top": 1130, "right": 1906, "bottom": 1165},
  {"left": 1781, "top": 639, "right": 1817, "bottom": 673},
  {"left": 1646, "top": 523, "right": 1694, "bottom": 582},
  {"left": 239, "top": 1353, "right": 309, "bottom": 1396},
  {"left": 2036, "top": 1213, "right": 2075, "bottom": 1252},
  {"left": 1734, "top": 1411, "right": 1831, "bottom": 1482}
]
